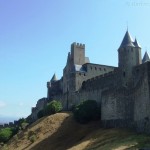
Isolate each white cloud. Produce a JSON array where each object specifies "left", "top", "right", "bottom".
[{"left": 0, "top": 101, "right": 6, "bottom": 108}]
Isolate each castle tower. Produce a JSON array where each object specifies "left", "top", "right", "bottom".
[
  {"left": 118, "top": 30, "right": 142, "bottom": 78},
  {"left": 63, "top": 42, "right": 86, "bottom": 94},
  {"left": 70, "top": 42, "right": 85, "bottom": 66}
]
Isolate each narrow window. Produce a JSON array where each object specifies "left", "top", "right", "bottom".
[{"left": 123, "top": 72, "right": 125, "bottom": 77}]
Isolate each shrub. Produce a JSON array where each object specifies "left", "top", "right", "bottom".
[
  {"left": 21, "top": 122, "right": 29, "bottom": 130},
  {"left": 28, "top": 130, "right": 37, "bottom": 143},
  {"left": 16, "top": 118, "right": 28, "bottom": 130},
  {"left": 73, "top": 100, "right": 100, "bottom": 123},
  {"left": 29, "top": 134, "right": 37, "bottom": 143},
  {"left": 0, "top": 128, "right": 13, "bottom": 143},
  {"left": 44, "top": 100, "right": 62, "bottom": 115}
]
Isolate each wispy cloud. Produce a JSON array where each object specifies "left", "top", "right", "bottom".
[{"left": 0, "top": 101, "right": 6, "bottom": 108}]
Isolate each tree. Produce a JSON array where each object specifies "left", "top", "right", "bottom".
[
  {"left": 0, "top": 128, "right": 13, "bottom": 143},
  {"left": 44, "top": 100, "right": 62, "bottom": 115},
  {"left": 73, "top": 100, "right": 100, "bottom": 123}
]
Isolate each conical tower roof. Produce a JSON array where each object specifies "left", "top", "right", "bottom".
[
  {"left": 51, "top": 73, "right": 57, "bottom": 82},
  {"left": 120, "top": 30, "right": 135, "bottom": 48},
  {"left": 133, "top": 38, "right": 141, "bottom": 48},
  {"left": 142, "top": 51, "right": 150, "bottom": 63}
]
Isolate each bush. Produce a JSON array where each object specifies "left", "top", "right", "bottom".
[
  {"left": 73, "top": 100, "right": 100, "bottom": 124},
  {"left": 44, "top": 100, "right": 62, "bottom": 115},
  {"left": 37, "top": 100, "right": 63, "bottom": 119},
  {"left": 21, "top": 122, "right": 29, "bottom": 130},
  {"left": 29, "top": 135, "right": 37, "bottom": 143},
  {"left": 0, "top": 128, "right": 13, "bottom": 143},
  {"left": 28, "top": 130, "right": 37, "bottom": 143}
]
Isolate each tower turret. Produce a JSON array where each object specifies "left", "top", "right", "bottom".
[
  {"left": 142, "top": 51, "right": 150, "bottom": 63},
  {"left": 118, "top": 30, "right": 142, "bottom": 78},
  {"left": 51, "top": 73, "right": 57, "bottom": 82}
]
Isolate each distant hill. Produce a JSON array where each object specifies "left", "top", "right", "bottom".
[{"left": 1, "top": 112, "right": 150, "bottom": 150}]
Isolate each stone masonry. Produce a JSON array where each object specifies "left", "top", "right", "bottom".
[{"left": 31, "top": 30, "right": 150, "bottom": 133}]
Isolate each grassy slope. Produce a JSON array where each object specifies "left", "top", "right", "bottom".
[{"left": 1, "top": 112, "right": 150, "bottom": 150}]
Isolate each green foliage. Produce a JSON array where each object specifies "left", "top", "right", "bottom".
[
  {"left": 28, "top": 130, "right": 37, "bottom": 143},
  {"left": 17, "top": 118, "right": 29, "bottom": 130},
  {"left": 37, "top": 100, "right": 62, "bottom": 119},
  {"left": 0, "top": 128, "right": 13, "bottom": 143},
  {"left": 21, "top": 122, "right": 29, "bottom": 130},
  {"left": 37, "top": 109, "right": 44, "bottom": 119},
  {"left": 73, "top": 100, "right": 100, "bottom": 124},
  {"left": 45, "top": 100, "right": 62, "bottom": 115},
  {"left": 0, "top": 118, "right": 29, "bottom": 144},
  {"left": 29, "top": 135, "right": 37, "bottom": 143}
]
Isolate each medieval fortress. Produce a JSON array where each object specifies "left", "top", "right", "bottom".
[{"left": 31, "top": 30, "right": 150, "bottom": 133}]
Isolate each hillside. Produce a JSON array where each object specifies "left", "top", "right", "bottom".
[{"left": 1, "top": 112, "right": 150, "bottom": 150}]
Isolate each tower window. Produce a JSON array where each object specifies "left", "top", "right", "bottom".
[
  {"left": 104, "top": 68, "right": 106, "bottom": 71},
  {"left": 91, "top": 67, "right": 92, "bottom": 70},
  {"left": 95, "top": 67, "right": 97, "bottom": 70},
  {"left": 123, "top": 72, "right": 126, "bottom": 77}
]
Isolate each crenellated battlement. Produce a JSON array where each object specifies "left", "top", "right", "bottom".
[{"left": 71, "top": 42, "right": 85, "bottom": 49}]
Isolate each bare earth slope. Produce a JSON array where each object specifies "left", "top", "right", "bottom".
[{"left": 2, "top": 112, "right": 150, "bottom": 150}]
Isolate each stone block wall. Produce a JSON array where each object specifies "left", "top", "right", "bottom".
[{"left": 30, "top": 98, "right": 47, "bottom": 121}]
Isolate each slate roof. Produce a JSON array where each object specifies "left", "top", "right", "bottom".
[
  {"left": 51, "top": 73, "right": 57, "bottom": 82},
  {"left": 120, "top": 31, "right": 135, "bottom": 48},
  {"left": 120, "top": 31, "right": 141, "bottom": 49},
  {"left": 133, "top": 38, "right": 141, "bottom": 48},
  {"left": 142, "top": 51, "right": 150, "bottom": 63}
]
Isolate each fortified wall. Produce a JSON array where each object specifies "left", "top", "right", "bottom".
[
  {"left": 30, "top": 97, "right": 47, "bottom": 122},
  {"left": 30, "top": 30, "right": 150, "bottom": 133}
]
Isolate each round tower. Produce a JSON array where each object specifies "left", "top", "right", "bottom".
[{"left": 118, "top": 31, "right": 141, "bottom": 78}]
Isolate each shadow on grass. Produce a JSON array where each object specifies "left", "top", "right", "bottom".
[
  {"left": 30, "top": 114, "right": 100, "bottom": 150},
  {"left": 83, "top": 128, "right": 150, "bottom": 150}
]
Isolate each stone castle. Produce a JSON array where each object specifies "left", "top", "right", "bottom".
[{"left": 31, "top": 30, "right": 150, "bottom": 133}]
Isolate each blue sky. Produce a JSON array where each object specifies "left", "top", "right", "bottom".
[{"left": 0, "top": 0, "right": 150, "bottom": 122}]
